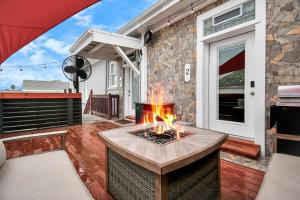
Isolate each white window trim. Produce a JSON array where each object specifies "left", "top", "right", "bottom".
[
  {"left": 108, "top": 61, "right": 118, "bottom": 89},
  {"left": 196, "top": 0, "right": 266, "bottom": 155}
]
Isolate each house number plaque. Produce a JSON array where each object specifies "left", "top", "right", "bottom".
[{"left": 184, "top": 64, "right": 191, "bottom": 82}]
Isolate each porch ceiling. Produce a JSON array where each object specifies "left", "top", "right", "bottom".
[{"left": 69, "top": 29, "right": 142, "bottom": 61}]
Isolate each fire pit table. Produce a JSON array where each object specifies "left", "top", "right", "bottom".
[{"left": 98, "top": 123, "right": 227, "bottom": 200}]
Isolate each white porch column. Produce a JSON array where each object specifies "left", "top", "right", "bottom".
[{"left": 140, "top": 34, "right": 148, "bottom": 102}]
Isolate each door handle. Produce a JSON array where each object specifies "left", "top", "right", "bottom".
[{"left": 250, "top": 91, "right": 255, "bottom": 96}]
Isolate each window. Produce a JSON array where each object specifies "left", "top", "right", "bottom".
[
  {"left": 204, "top": 0, "right": 255, "bottom": 36},
  {"left": 213, "top": 6, "right": 242, "bottom": 26},
  {"left": 108, "top": 62, "right": 118, "bottom": 89}
]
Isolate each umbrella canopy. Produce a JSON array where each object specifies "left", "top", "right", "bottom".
[
  {"left": 0, "top": 0, "right": 100, "bottom": 64},
  {"left": 219, "top": 51, "right": 245, "bottom": 75}
]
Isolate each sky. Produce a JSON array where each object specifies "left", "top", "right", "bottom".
[{"left": 0, "top": 0, "right": 157, "bottom": 91}]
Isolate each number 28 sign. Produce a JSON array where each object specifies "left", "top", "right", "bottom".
[{"left": 184, "top": 64, "right": 191, "bottom": 82}]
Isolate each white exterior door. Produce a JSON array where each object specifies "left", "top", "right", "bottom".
[
  {"left": 124, "top": 68, "right": 140, "bottom": 116},
  {"left": 129, "top": 69, "right": 140, "bottom": 115},
  {"left": 208, "top": 32, "right": 255, "bottom": 138}
]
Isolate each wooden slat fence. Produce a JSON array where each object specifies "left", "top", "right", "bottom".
[
  {"left": 0, "top": 93, "right": 82, "bottom": 134},
  {"left": 91, "top": 94, "right": 119, "bottom": 119}
]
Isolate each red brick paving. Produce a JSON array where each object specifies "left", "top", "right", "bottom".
[
  {"left": 2, "top": 122, "right": 119, "bottom": 200},
  {"left": 1, "top": 122, "right": 264, "bottom": 200}
]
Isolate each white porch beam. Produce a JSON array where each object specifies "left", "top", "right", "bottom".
[
  {"left": 70, "top": 36, "right": 93, "bottom": 55},
  {"left": 69, "top": 29, "right": 92, "bottom": 54},
  {"left": 79, "top": 51, "right": 117, "bottom": 61},
  {"left": 112, "top": 45, "right": 140, "bottom": 76},
  {"left": 88, "top": 43, "right": 105, "bottom": 54},
  {"left": 92, "top": 29, "right": 142, "bottom": 50},
  {"left": 69, "top": 29, "right": 142, "bottom": 61}
]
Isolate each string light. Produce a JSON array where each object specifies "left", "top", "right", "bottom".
[
  {"left": 150, "top": 0, "right": 214, "bottom": 33},
  {"left": 190, "top": 2, "right": 194, "bottom": 14},
  {"left": 0, "top": 61, "right": 60, "bottom": 68},
  {"left": 190, "top": 7, "right": 194, "bottom": 14},
  {"left": 0, "top": 61, "right": 61, "bottom": 72}
]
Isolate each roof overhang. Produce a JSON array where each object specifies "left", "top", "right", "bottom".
[
  {"left": 118, "top": 0, "right": 175, "bottom": 35},
  {"left": 118, "top": 0, "right": 217, "bottom": 36},
  {"left": 69, "top": 28, "right": 142, "bottom": 61}
]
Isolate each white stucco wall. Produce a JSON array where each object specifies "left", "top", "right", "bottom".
[{"left": 80, "top": 60, "right": 107, "bottom": 103}]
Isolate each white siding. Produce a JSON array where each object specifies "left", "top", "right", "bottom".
[{"left": 80, "top": 60, "right": 107, "bottom": 102}]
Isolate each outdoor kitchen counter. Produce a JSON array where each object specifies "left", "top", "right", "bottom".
[{"left": 99, "top": 124, "right": 227, "bottom": 200}]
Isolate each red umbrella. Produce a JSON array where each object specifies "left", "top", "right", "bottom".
[{"left": 0, "top": 0, "right": 100, "bottom": 64}]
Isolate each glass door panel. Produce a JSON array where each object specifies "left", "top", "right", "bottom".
[{"left": 218, "top": 43, "right": 245, "bottom": 123}]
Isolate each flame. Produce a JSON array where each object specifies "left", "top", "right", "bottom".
[{"left": 143, "top": 88, "right": 180, "bottom": 135}]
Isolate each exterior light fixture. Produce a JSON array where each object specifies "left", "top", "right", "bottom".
[{"left": 144, "top": 30, "right": 153, "bottom": 45}]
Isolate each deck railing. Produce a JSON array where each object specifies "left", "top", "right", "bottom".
[
  {"left": 0, "top": 92, "right": 82, "bottom": 134},
  {"left": 91, "top": 94, "right": 119, "bottom": 119}
]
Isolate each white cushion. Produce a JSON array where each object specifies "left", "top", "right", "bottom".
[
  {"left": 0, "top": 150, "right": 93, "bottom": 200},
  {"left": 256, "top": 153, "right": 300, "bottom": 200},
  {"left": 0, "top": 141, "right": 6, "bottom": 167}
]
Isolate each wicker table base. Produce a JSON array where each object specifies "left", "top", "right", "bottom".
[{"left": 108, "top": 148, "right": 220, "bottom": 200}]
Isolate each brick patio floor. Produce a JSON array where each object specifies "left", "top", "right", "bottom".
[{"left": 1, "top": 122, "right": 264, "bottom": 200}]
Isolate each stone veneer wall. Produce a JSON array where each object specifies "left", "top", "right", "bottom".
[
  {"left": 147, "top": 1, "right": 222, "bottom": 125},
  {"left": 266, "top": 0, "right": 300, "bottom": 153},
  {"left": 147, "top": 0, "right": 299, "bottom": 153}
]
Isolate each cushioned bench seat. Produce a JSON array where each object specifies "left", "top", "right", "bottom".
[
  {"left": 256, "top": 153, "right": 300, "bottom": 200},
  {"left": 0, "top": 150, "right": 93, "bottom": 200}
]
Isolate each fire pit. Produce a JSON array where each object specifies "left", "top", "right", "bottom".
[
  {"left": 99, "top": 123, "right": 227, "bottom": 200},
  {"left": 98, "top": 88, "right": 227, "bottom": 200},
  {"left": 130, "top": 127, "right": 193, "bottom": 145}
]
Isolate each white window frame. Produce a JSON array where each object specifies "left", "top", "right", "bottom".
[
  {"left": 196, "top": 0, "right": 266, "bottom": 155},
  {"left": 108, "top": 61, "right": 118, "bottom": 89}
]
